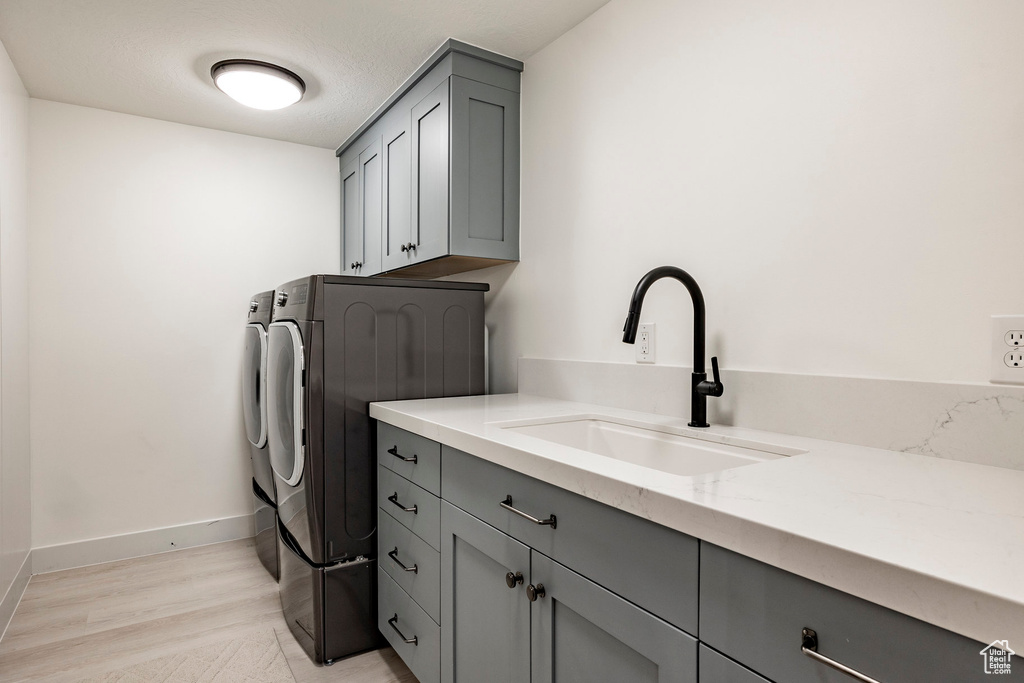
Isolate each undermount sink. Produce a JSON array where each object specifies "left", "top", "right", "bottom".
[{"left": 496, "top": 415, "right": 805, "bottom": 477}]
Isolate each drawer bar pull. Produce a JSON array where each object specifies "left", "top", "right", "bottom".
[
  {"left": 387, "top": 445, "right": 417, "bottom": 464},
  {"left": 801, "top": 628, "right": 883, "bottom": 683},
  {"left": 388, "top": 492, "right": 418, "bottom": 514},
  {"left": 388, "top": 547, "right": 418, "bottom": 573},
  {"left": 500, "top": 495, "right": 557, "bottom": 529},
  {"left": 388, "top": 614, "right": 418, "bottom": 645}
]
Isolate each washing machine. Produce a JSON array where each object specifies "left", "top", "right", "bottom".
[
  {"left": 242, "top": 290, "right": 278, "bottom": 580},
  {"left": 267, "top": 274, "right": 487, "bottom": 664}
]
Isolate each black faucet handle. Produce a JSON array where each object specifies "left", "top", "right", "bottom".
[{"left": 700, "top": 356, "right": 724, "bottom": 397}]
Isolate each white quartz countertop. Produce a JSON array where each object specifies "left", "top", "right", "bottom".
[{"left": 369, "top": 393, "right": 1024, "bottom": 646}]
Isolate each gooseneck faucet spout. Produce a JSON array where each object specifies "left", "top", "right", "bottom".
[{"left": 622, "top": 266, "right": 724, "bottom": 428}]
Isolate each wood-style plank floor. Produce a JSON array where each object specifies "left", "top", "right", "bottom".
[{"left": 0, "top": 539, "right": 417, "bottom": 682}]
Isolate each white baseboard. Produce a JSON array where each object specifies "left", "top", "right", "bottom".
[
  {"left": 31, "top": 514, "right": 256, "bottom": 575},
  {"left": 0, "top": 550, "right": 32, "bottom": 642}
]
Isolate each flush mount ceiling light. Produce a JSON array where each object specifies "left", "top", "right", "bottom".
[{"left": 211, "top": 60, "right": 305, "bottom": 110}]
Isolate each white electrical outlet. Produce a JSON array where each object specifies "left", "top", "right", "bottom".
[
  {"left": 992, "top": 315, "right": 1024, "bottom": 384},
  {"left": 636, "top": 323, "right": 655, "bottom": 364}
]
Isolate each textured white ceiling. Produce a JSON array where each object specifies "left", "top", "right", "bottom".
[{"left": 0, "top": 0, "right": 609, "bottom": 148}]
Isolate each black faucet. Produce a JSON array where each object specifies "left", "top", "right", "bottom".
[{"left": 622, "top": 266, "right": 724, "bottom": 428}]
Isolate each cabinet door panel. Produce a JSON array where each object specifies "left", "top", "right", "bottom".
[
  {"left": 441, "top": 501, "right": 529, "bottom": 683},
  {"left": 450, "top": 76, "right": 519, "bottom": 260},
  {"left": 382, "top": 118, "right": 413, "bottom": 271},
  {"left": 699, "top": 645, "right": 770, "bottom": 683},
  {"left": 340, "top": 156, "right": 361, "bottom": 276},
  {"left": 410, "top": 79, "right": 450, "bottom": 264},
  {"left": 531, "top": 552, "right": 697, "bottom": 683},
  {"left": 357, "top": 138, "right": 382, "bottom": 275}
]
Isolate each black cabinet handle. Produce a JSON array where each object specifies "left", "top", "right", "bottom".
[
  {"left": 505, "top": 571, "right": 523, "bottom": 589},
  {"left": 526, "top": 583, "right": 546, "bottom": 602},
  {"left": 388, "top": 614, "right": 417, "bottom": 645},
  {"left": 500, "top": 495, "right": 556, "bottom": 528},
  {"left": 388, "top": 547, "right": 418, "bottom": 573},
  {"left": 387, "top": 445, "right": 417, "bottom": 464},
  {"left": 388, "top": 492, "right": 417, "bottom": 514},
  {"left": 801, "top": 628, "right": 883, "bottom": 683}
]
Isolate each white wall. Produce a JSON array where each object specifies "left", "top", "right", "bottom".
[
  {"left": 0, "top": 38, "right": 31, "bottom": 621},
  {"left": 29, "top": 100, "right": 339, "bottom": 548},
  {"left": 479, "top": 0, "right": 1024, "bottom": 394}
]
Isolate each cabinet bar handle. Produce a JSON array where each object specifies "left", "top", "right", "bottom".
[
  {"left": 801, "top": 628, "right": 883, "bottom": 683},
  {"left": 500, "top": 495, "right": 556, "bottom": 528},
  {"left": 388, "top": 614, "right": 417, "bottom": 645},
  {"left": 388, "top": 492, "right": 417, "bottom": 514},
  {"left": 388, "top": 547, "right": 418, "bottom": 573},
  {"left": 387, "top": 445, "right": 417, "bottom": 463}
]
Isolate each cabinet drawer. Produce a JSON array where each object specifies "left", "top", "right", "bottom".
[
  {"left": 442, "top": 446, "right": 699, "bottom": 635},
  {"left": 378, "top": 567, "right": 440, "bottom": 683},
  {"left": 379, "top": 507, "right": 441, "bottom": 623},
  {"left": 700, "top": 543, "right": 1020, "bottom": 683},
  {"left": 699, "top": 646, "right": 769, "bottom": 683},
  {"left": 378, "top": 422, "right": 442, "bottom": 495},
  {"left": 378, "top": 465, "right": 440, "bottom": 551}
]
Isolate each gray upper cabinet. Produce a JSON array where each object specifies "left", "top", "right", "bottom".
[
  {"left": 339, "top": 155, "right": 361, "bottom": 276},
  {"left": 449, "top": 76, "right": 519, "bottom": 262},
  {"left": 340, "top": 134, "right": 383, "bottom": 276},
  {"left": 381, "top": 116, "right": 412, "bottom": 272},
  {"left": 409, "top": 79, "right": 450, "bottom": 266},
  {"left": 336, "top": 39, "right": 522, "bottom": 278}
]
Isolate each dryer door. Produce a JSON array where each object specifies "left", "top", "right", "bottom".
[
  {"left": 268, "top": 321, "right": 304, "bottom": 487},
  {"left": 242, "top": 323, "right": 268, "bottom": 448}
]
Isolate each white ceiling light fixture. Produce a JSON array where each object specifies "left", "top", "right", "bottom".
[{"left": 211, "top": 59, "right": 305, "bottom": 110}]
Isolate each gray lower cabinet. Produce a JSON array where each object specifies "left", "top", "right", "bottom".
[
  {"left": 441, "top": 501, "right": 530, "bottom": 683},
  {"left": 700, "top": 543, "right": 1023, "bottom": 683},
  {"left": 531, "top": 552, "right": 697, "bottom": 683},
  {"left": 336, "top": 39, "right": 522, "bottom": 279},
  {"left": 698, "top": 646, "right": 770, "bottom": 683},
  {"left": 379, "top": 421, "right": 1011, "bottom": 683},
  {"left": 379, "top": 566, "right": 440, "bottom": 683}
]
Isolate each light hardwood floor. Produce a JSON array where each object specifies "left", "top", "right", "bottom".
[{"left": 0, "top": 539, "right": 417, "bottom": 682}]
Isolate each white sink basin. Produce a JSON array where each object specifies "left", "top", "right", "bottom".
[{"left": 497, "top": 415, "right": 804, "bottom": 477}]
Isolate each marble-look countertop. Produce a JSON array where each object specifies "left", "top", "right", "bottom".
[{"left": 369, "top": 393, "right": 1024, "bottom": 646}]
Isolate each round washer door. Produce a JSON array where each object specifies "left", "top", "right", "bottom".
[
  {"left": 267, "top": 321, "right": 304, "bottom": 487},
  {"left": 241, "top": 323, "right": 268, "bottom": 448}
]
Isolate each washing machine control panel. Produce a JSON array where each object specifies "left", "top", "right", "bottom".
[{"left": 275, "top": 291, "right": 289, "bottom": 307}]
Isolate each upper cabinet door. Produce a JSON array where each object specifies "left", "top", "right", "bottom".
[
  {"left": 358, "top": 137, "right": 383, "bottom": 275},
  {"left": 340, "top": 155, "right": 362, "bottom": 276},
  {"left": 530, "top": 552, "right": 698, "bottom": 683},
  {"left": 381, "top": 116, "right": 413, "bottom": 272},
  {"left": 449, "top": 76, "right": 520, "bottom": 261},
  {"left": 410, "top": 79, "right": 451, "bottom": 265}
]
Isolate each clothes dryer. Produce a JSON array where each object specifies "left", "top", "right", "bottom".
[
  {"left": 267, "top": 275, "right": 486, "bottom": 664},
  {"left": 243, "top": 290, "right": 278, "bottom": 580}
]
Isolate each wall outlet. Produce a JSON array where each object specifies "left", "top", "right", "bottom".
[
  {"left": 992, "top": 316, "right": 1024, "bottom": 384},
  {"left": 636, "top": 323, "right": 655, "bottom": 364}
]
